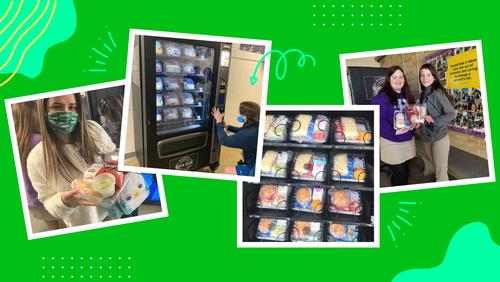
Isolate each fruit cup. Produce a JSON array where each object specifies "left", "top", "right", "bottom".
[{"left": 92, "top": 173, "right": 115, "bottom": 198}]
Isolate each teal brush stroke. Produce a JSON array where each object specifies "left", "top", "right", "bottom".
[
  {"left": 103, "top": 43, "right": 112, "bottom": 52},
  {"left": 108, "top": 31, "right": 116, "bottom": 48},
  {"left": 249, "top": 49, "right": 316, "bottom": 85},
  {"left": 89, "top": 69, "right": 106, "bottom": 72},
  {"left": 92, "top": 47, "right": 108, "bottom": 59},
  {"left": 392, "top": 221, "right": 401, "bottom": 230},
  {"left": 399, "top": 202, "right": 416, "bottom": 205},
  {"left": 399, "top": 208, "right": 409, "bottom": 213},
  {"left": 396, "top": 215, "right": 412, "bottom": 226},
  {"left": 96, "top": 60, "right": 105, "bottom": 65},
  {"left": 387, "top": 225, "right": 395, "bottom": 242}
]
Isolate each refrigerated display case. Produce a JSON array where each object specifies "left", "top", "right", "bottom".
[
  {"left": 242, "top": 109, "right": 376, "bottom": 242},
  {"left": 132, "top": 35, "right": 232, "bottom": 171}
]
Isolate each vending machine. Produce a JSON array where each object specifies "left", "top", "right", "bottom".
[{"left": 131, "top": 35, "right": 232, "bottom": 171}]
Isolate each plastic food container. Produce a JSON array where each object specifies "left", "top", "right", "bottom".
[
  {"left": 180, "top": 108, "right": 193, "bottom": 119},
  {"left": 181, "top": 45, "right": 196, "bottom": 58},
  {"left": 263, "top": 115, "right": 289, "bottom": 142},
  {"left": 328, "top": 189, "right": 362, "bottom": 215},
  {"left": 155, "top": 41, "right": 163, "bottom": 55},
  {"left": 333, "top": 117, "right": 373, "bottom": 145},
  {"left": 164, "top": 60, "right": 181, "bottom": 73},
  {"left": 180, "top": 93, "right": 194, "bottom": 105},
  {"left": 291, "top": 151, "right": 328, "bottom": 181},
  {"left": 406, "top": 103, "right": 426, "bottom": 124},
  {"left": 72, "top": 179, "right": 102, "bottom": 204},
  {"left": 256, "top": 218, "right": 289, "bottom": 241},
  {"left": 180, "top": 61, "right": 194, "bottom": 74},
  {"left": 291, "top": 220, "right": 323, "bottom": 242},
  {"left": 292, "top": 187, "right": 325, "bottom": 213},
  {"left": 256, "top": 185, "right": 291, "bottom": 210},
  {"left": 331, "top": 153, "right": 366, "bottom": 182},
  {"left": 290, "top": 114, "right": 329, "bottom": 144},
  {"left": 260, "top": 150, "right": 292, "bottom": 178},
  {"left": 327, "top": 223, "right": 358, "bottom": 242},
  {"left": 164, "top": 93, "right": 180, "bottom": 106},
  {"left": 163, "top": 42, "right": 181, "bottom": 57},
  {"left": 92, "top": 173, "right": 115, "bottom": 198},
  {"left": 163, "top": 77, "right": 180, "bottom": 91},
  {"left": 181, "top": 78, "right": 195, "bottom": 91},
  {"left": 156, "top": 77, "right": 163, "bottom": 91},
  {"left": 156, "top": 60, "right": 163, "bottom": 73},
  {"left": 156, "top": 110, "right": 162, "bottom": 122},
  {"left": 394, "top": 110, "right": 408, "bottom": 130},
  {"left": 164, "top": 109, "right": 179, "bottom": 121},
  {"left": 156, "top": 94, "right": 163, "bottom": 106}
]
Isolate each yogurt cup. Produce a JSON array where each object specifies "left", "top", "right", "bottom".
[{"left": 92, "top": 173, "right": 115, "bottom": 198}]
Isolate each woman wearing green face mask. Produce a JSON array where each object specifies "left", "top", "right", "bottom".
[{"left": 27, "top": 94, "right": 116, "bottom": 228}]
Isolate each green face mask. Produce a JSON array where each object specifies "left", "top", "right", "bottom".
[{"left": 45, "top": 111, "right": 79, "bottom": 135}]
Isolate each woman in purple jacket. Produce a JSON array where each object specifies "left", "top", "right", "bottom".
[{"left": 371, "top": 66, "right": 419, "bottom": 186}]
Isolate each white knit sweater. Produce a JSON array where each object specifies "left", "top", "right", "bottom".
[{"left": 27, "top": 121, "right": 116, "bottom": 227}]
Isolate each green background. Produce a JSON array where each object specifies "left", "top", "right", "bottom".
[{"left": 1, "top": 0, "right": 499, "bottom": 281}]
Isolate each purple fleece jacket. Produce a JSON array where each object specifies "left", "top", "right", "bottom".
[
  {"left": 23, "top": 133, "right": 43, "bottom": 207},
  {"left": 371, "top": 91, "right": 415, "bottom": 142}
]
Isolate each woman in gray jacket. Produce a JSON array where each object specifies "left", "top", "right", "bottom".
[{"left": 419, "top": 63, "right": 455, "bottom": 182}]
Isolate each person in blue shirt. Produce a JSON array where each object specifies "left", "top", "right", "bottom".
[{"left": 211, "top": 101, "right": 260, "bottom": 176}]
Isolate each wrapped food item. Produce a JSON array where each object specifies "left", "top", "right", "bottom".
[
  {"left": 180, "top": 61, "right": 194, "bottom": 74},
  {"left": 84, "top": 163, "right": 104, "bottom": 182},
  {"left": 293, "top": 187, "right": 325, "bottom": 213},
  {"left": 291, "top": 114, "right": 312, "bottom": 137},
  {"left": 73, "top": 179, "right": 102, "bottom": 204},
  {"left": 163, "top": 42, "right": 181, "bottom": 57},
  {"left": 291, "top": 151, "right": 327, "bottom": 181},
  {"left": 264, "top": 115, "right": 289, "bottom": 142},
  {"left": 340, "top": 117, "right": 358, "bottom": 139},
  {"left": 156, "top": 94, "right": 163, "bottom": 106},
  {"left": 406, "top": 104, "right": 425, "bottom": 124},
  {"left": 333, "top": 117, "right": 372, "bottom": 144},
  {"left": 156, "top": 110, "right": 162, "bottom": 122},
  {"left": 156, "top": 77, "right": 163, "bottom": 91},
  {"left": 181, "top": 45, "right": 196, "bottom": 58},
  {"left": 156, "top": 60, "right": 163, "bottom": 73},
  {"left": 261, "top": 150, "right": 291, "bottom": 178},
  {"left": 180, "top": 108, "right": 193, "bottom": 119},
  {"left": 292, "top": 151, "right": 313, "bottom": 175},
  {"left": 327, "top": 224, "right": 358, "bottom": 242},
  {"left": 180, "top": 93, "right": 194, "bottom": 104},
  {"left": 290, "top": 114, "right": 329, "bottom": 143},
  {"left": 328, "top": 189, "right": 362, "bottom": 215},
  {"left": 164, "top": 93, "right": 180, "bottom": 106},
  {"left": 331, "top": 153, "right": 366, "bottom": 182},
  {"left": 163, "top": 77, "right": 180, "bottom": 91},
  {"left": 256, "top": 218, "right": 289, "bottom": 241},
  {"left": 394, "top": 110, "right": 407, "bottom": 130},
  {"left": 257, "top": 185, "right": 290, "bottom": 209},
  {"left": 164, "top": 60, "right": 181, "bottom": 73},
  {"left": 181, "top": 78, "right": 195, "bottom": 91},
  {"left": 164, "top": 109, "right": 179, "bottom": 121},
  {"left": 264, "top": 115, "right": 274, "bottom": 133},
  {"left": 155, "top": 41, "right": 163, "bottom": 55},
  {"left": 292, "top": 220, "right": 323, "bottom": 242}
]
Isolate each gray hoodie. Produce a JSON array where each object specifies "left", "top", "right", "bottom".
[{"left": 420, "top": 86, "right": 455, "bottom": 143}]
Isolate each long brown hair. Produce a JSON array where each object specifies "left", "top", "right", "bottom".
[
  {"left": 239, "top": 101, "right": 260, "bottom": 124},
  {"left": 13, "top": 101, "right": 40, "bottom": 168},
  {"left": 98, "top": 93, "right": 123, "bottom": 136},
  {"left": 419, "top": 63, "right": 453, "bottom": 105},
  {"left": 378, "top": 66, "right": 415, "bottom": 106},
  {"left": 38, "top": 93, "right": 100, "bottom": 184}
]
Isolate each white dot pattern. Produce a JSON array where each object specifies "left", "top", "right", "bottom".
[
  {"left": 41, "top": 256, "right": 132, "bottom": 278},
  {"left": 311, "top": 3, "right": 403, "bottom": 27}
]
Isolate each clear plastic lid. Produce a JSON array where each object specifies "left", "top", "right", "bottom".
[
  {"left": 181, "top": 78, "right": 195, "bottom": 91},
  {"left": 290, "top": 114, "right": 330, "bottom": 144},
  {"left": 328, "top": 189, "right": 362, "bottom": 215},
  {"left": 181, "top": 45, "right": 196, "bottom": 58},
  {"left": 156, "top": 77, "right": 163, "bottom": 91},
  {"left": 163, "top": 108, "right": 179, "bottom": 120},
  {"left": 163, "top": 42, "right": 181, "bottom": 57},
  {"left": 180, "top": 93, "right": 195, "bottom": 105},
  {"left": 72, "top": 179, "right": 102, "bottom": 204},
  {"left": 406, "top": 103, "right": 425, "bottom": 124},
  {"left": 156, "top": 59, "right": 163, "bottom": 73},
  {"left": 163, "top": 77, "right": 180, "bottom": 91},
  {"left": 394, "top": 109, "right": 408, "bottom": 130},
  {"left": 327, "top": 224, "right": 358, "bottom": 242},
  {"left": 333, "top": 117, "right": 373, "bottom": 144},
  {"left": 164, "top": 93, "right": 180, "bottom": 106},
  {"left": 260, "top": 150, "right": 292, "bottom": 178},
  {"left": 155, "top": 41, "right": 163, "bottom": 55},
  {"left": 264, "top": 115, "right": 290, "bottom": 142},
  {"left": 291, "top": 220, "right": 323, "bottom": 242},
  {"left": 256, "top": 218, "right": 289, "bottom": 241},
  {"left": 180, "top": 61, "right": 194, "bottom": 74},
  {"left": 331, "top": 153, "right": 366, "bottom": 182},
  {"left": 291, "top": 151, "right": 328, "bottom": 181},
  {"left": 156, "top": 94, "right": 163, "bottom": 106},
  {"left": 292, "top": 187, "right": 325, "bottom": 213},
  {"left": 164, "top": 60, "right": 181, "bottom": 73},
  {"left": 256, "top": 185, "right": 291, "bottom": 210},
  {"left": 180, "top": 108, "right": 193, "bottom": 119}
]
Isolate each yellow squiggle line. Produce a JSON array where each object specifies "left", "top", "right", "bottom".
[
  {"left": 0, "top": 0, "right": 39, "bottom": 52},
  {"left": 0, "top": 1, "right": 56, "bottom": 87},
  {"left": 0, "top": 0, "right": 22, "bottom": 36},
  {"left": 0, "top": 0, "right": 49, "bottom": 71},
  {"left": 0, "top": 2, "right": 13, "bottom": 24}
]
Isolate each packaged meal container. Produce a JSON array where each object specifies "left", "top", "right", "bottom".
[
  {"left": 333, "top": 117, "right": 373, "bottom": 144},
  {"left": 180, "top": 61, "right": 194, "bottom": 74},
  {"left": 256, "top": 185, "right": 291, "bottom": 210},
  {"left": 291, "top": 220, "right": 323, "bottom": 242},
  {"left": 156, "top": 77, "right": 163, "bottom": 91},
  {"left": 327, "top": 223, "right": 358, "bottom": 242},
  {"left": 180, "top": 93, "right": 195, "bottom": 105},
  {"left": 164, "top": 60, "right": 181, "bottom": 73},
  {"left": 393, "top": 109, "right": 408, "bottom": 130},
  {"left": 155, "top": 41, "right": 163, "bottom": 55},
  {"left": 163, "top": 109, "right": 179, "bottom": 121},
  {"left": 156, "top": 60, "right": 163, "bottom": 73},
  {"left": 331, "top": 153, "right": 366, "bottom": 182},
  {"left": 181, "top": 78, "right": 195, "bottom": 91},
  {"left": 181, "top": 45, "right": 196, "bottom": 58},
  {"left": 263, "top": 115, "right": 289, "bottom": 142},
  {"left": 291, "top": 151, "right": 327, "bottom": 181},
  {"left": 406, "top": 103, "right": 426, "bottom": 124},
  {"left": 290, "top": 114, "right": 330, "bottom": 144},
  {"left": 163, "top": 77, "right": 180, "bottom": 91},
  {"left": 256, "top": 218, "right": 289, "bottom": 241},
  {"left": 260, "top": 150, "right": 293, "bottom": 178},
  {"left": 156, "top": 110, "right": 162, "bottom": 122},
  {"left": 156, "top": 94, "right": 163, "bottom": 107},
  {"left": 292, "top": 187, "right": 325, "bottom": 213},
  {"left": 180, "top": 108, "right": 193, "bottom": 119},
  {"left": 328, "top": 189, "right": 362, "bottom": 215},
  {"left": 163, "top": 42, "right": 181, "bottom": 57},
  {"left": 163, "top": 93, "right": 180, "bottom": 106}
]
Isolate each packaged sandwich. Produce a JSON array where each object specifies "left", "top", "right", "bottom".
[
  {"left": 291, "top": 220, "right": 323, "bottom": 242},
  {"left": 394, "top": 110, "right": 408, "bottom": 130},
  {"left": 260, "top": 150, "right": 292, "bottom": 178},
  {"left": 164, "top": 109, "right": 179, "bottom": 121},
  {"left": 163, "top": 42, "right": 181, "bottom": 57},
  {"left": 164, "top": 60, "right": 181, "bottom": 73},
  {"left": 180, "top": 93, "right": 195, "bottom": 105},
  {"left": 328, "top": 189, "right": 362, "bottom": 215},
  {"left": 256, "top": 218, "right": 289, "bottom": 241},
  {"left": 406, "top": 103, "right": 425, "bottom": 124},
  {"left": 181, "top": 45, "right": 196, "bottom": 58},
  {"left": 163, "top": 77, "right": 180, "bottom": 91},
  {"left": 72, "top": 179, "right": 102, "bottom": 204},
  {"left": 292, "top": 187, "right": 325, "bottom": 213},
  {"left": 333, "top": 117, "right": 373, "bottom": 144},
  {"left": 156, "top": 60, "right": 163, "bottom": 73},
  {"left": 180, "top": 108, "right": 193, "bottom": 119},
  {"left": 264, "top": 115, "right": 289, "bottom": 142},
  {"left": 290, "top": 114, "right": 329, "bottom": 144},
  {"left": 164, "top": 93, "right": 180, "bottom": 106},
  {"left": 327, "top": 223, "right": 358, "bottom": 242},
  {"left": 331, "top": 153, "right": 366, "bottom": 182},
  {"left": 155, "top": 41, "right": 163, "bottom": 55},
  {"left": 156, "top": 94, "right": 163, "bottom": 106},
  {"left": 291, "top": 151, "right": 327, "bottom": 181},
  {"left": 257, "top": 185, "right": 291, "bottom": 210},
  {"left": 156, "top": 77, "right": 163, "bottom": 91},
  {"left": 180, "top": 61, "right": 194, "bottom": 74},
  {"left": 181, "top": 78, "right": 195, "bottom": 91}
]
